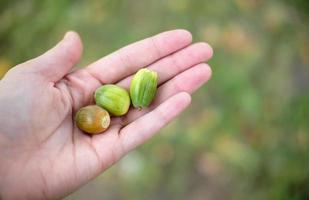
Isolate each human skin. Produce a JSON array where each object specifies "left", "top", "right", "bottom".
[{"left": 0, "top": 30, "right": 213, "bottom": 200}]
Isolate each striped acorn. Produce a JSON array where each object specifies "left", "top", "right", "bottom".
[
  {"left": 95, "top": 84, "right": 130, "bottom": 116},
  {"left": 130, "top": 68, "right": 158, "bottom": 109}
]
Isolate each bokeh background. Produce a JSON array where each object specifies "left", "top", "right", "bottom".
[{"left": 1, "top": 0, "right": 309, "bottom": 199}]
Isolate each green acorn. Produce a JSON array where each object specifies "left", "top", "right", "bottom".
[
  {"left": 130, "top": 68, "right": 158, "bottom": 109},
  {"left": 95, "top": 84, "right": 130, "bottom": 116}
]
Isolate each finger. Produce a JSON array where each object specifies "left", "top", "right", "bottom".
[
  {"left": 64, "top": 41, "right": 209, "bottom": 110},
  {"left": 20, "top": 31, "right": 83, "bottom": 82},
  {"left": 119, "top": 92, "right": 191, "bottom": 152},
  {"left": 86, "top": 29, "right": 192, "bottom": 84},
  {"left": 122, "top": 63, "right": 211, "bottom": 124},
  {"left": 117, "top": 42, "right": 213, "bottom": 88}
]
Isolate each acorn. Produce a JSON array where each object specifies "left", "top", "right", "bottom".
[
  {"left": 130, "top": 68, "right": 158, "bottom": 109},
  {"left": 95, "top": 84, "right": 130, "bottom": 116},
  {"left": 75, "top": 105, "right": 110, "bottom": 134}
]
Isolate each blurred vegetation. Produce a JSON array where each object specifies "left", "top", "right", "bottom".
[{"left": 1, "top": 0, "right": 309, "bottom": 199}]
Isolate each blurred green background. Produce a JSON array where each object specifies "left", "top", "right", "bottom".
[{"left": 1, "top": 0, "right": 309, "bottom": 199}]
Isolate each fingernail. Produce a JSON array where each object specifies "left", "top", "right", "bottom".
[{"left": 63, "top": 32, "right": 71, "bottom": 40}]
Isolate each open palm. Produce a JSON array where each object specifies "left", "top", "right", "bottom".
[{"left": 0, "top": 30, "right": 212, "bottom": 200}]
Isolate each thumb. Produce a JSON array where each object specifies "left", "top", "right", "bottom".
[{"left": 22, "top": 31, "right": 83, "bottom": 82}]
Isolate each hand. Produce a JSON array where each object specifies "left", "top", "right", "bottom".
[{"left": 0, "top": 30, "right": 212, "bottom": 199}]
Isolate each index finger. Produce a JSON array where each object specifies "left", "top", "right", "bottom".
[{"left": 86, "top": 29, "right": 192, "bottom": 84}]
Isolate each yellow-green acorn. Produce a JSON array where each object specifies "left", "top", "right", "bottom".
[
  {"left": 95, "top": 84, "right": 130, "bottom": 116},
  {"left": 130, "top": 68, "right": 158, "bottom": 109}
]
